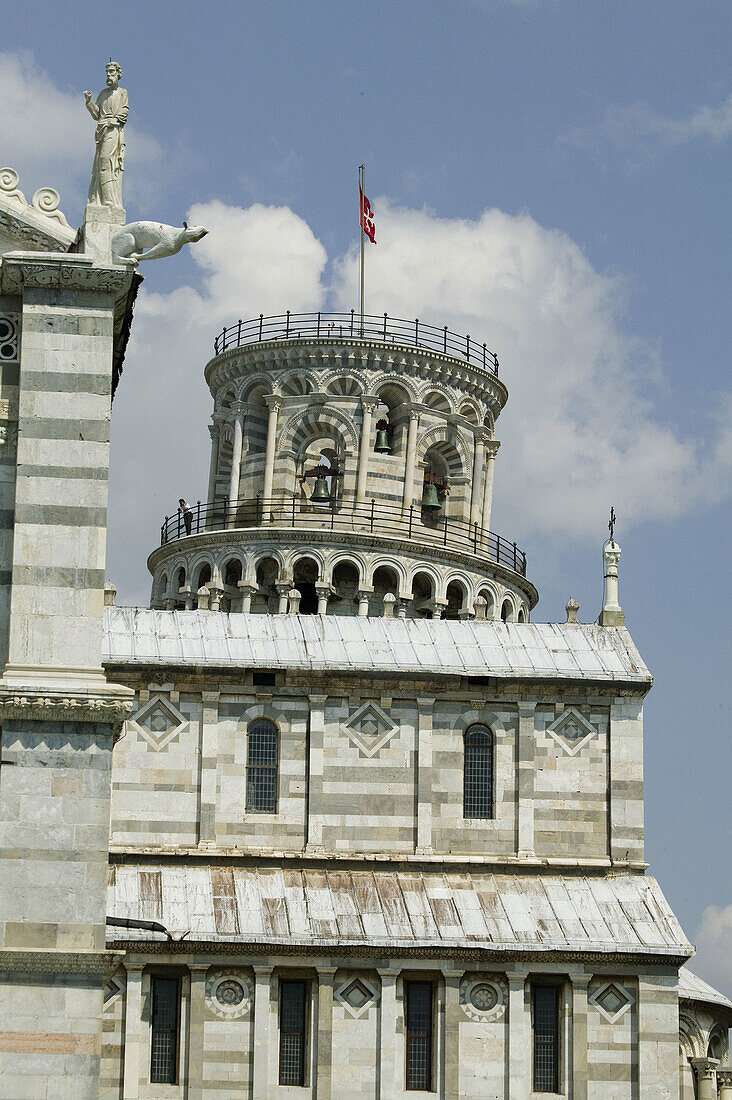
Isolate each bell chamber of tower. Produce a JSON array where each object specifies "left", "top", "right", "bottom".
[{"left": 148, "top": 311, "right": 538, "bottom": 621}]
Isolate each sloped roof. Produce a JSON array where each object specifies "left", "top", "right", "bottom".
[
  {"left": 107, "top": 866, "right": 688, "bottom": 958},
  {"left": 678, "top": 966, "right": 732, "bottom": 1013},
  {"left": 103, "top": 609, "right": 651, "bottom": 684}
]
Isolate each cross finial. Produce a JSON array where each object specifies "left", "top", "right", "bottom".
[{"left": 608, "top": 506, "right": 616, "bottom": 542}]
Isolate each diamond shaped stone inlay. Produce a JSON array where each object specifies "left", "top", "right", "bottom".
[
  {"left": 589, "top": 980, "right": 634, "bottom": 1023},
  {"left": 343, "top": 701, "right": 399, "bottom": 757},
  {"left": 128, "top": 695, "right": 188, "bottom": 752},
  {"left": 545, "top": 707, "right": 597, "bottom": 756},
  {"left": 335, "top": 975, "right": 379, "bottom": 1018}
]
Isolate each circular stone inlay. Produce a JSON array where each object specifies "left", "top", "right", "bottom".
[
  {"left": 470, "top": 984, "right": 498, "bottom": 1011},
  {"left": 216, "top": 979, "right": 245, "bottom": 1006}
]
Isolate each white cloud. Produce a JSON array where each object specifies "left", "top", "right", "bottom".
[
  {"left": 330, "top": 200, "right": 732, "bottom": 542},
  {"left": 107, "top": 200, "right": 327, "bottom": 602},
  {"left": 691, "top": 904, "right": 732, "bottom": 995},
  {"left": 0, "top": 51, "right": 164, "bottom": 223},
  {"left": 565, "top": 93, "right": 732, "bottom": 160}
]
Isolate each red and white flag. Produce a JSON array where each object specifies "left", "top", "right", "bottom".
[{"left": 359, "top": 187, "right": 376, "bottom": 243}]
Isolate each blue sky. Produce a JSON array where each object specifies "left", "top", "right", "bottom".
[{"left": 2, "top": 0, "right": 730, "bottom": 989}]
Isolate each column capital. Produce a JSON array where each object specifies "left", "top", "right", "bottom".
[
  {"left": 309, "top": 693, "right": 328, "bottom": 705},
  {"left": 208, "top": 421, "right": 221, "bottom": 439},
  {"left": 691, "top": 1058, "right": 719, "bottom": 1080},
  {"left": 717, "top": 1068, "right": 732, "bottom": 1085},
  {"left": 189, "top": 963, "right": 210, "bottom": 976},
  {"left": 230, "top": 400, "right": 246, "bottom": 417},
  {"left": 253, "top": 965, "right": 274, "bottom": 977},
  {"left": 377, "top": 967, "right": 401, "bottom": 978},
  {"left": 201, "top": 691, "right": 220, "bottom": 704},
  {"left": 265, "top": 394, "right": 282, "bottom": 411},
  {"left": 505, "top": 968, "right": 529, "bottom": 985},
  {"left": 361, "top": 396, "right": 379, "bottom": 412},
  {"left": 316, "top": 966, "right": 338, "bottom": 977},
  {"left": 417, "top": 697, "right": 436, "bottom": 713},
  {"left": 484, "top": 439, "right": 501, "bottom": 459},
  {"left": 124, "top": 961, "right": 146, "bottom": 974},
  {"left": 517, "top": 701, "right": 537, "bottom": 718}
]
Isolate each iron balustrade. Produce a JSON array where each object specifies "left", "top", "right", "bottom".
[
  {"left": 213, "top": 311, "right": 499, "bottom": 375},
  {"left": 161, "top": 497, "right": 527, "bottom": 576}
]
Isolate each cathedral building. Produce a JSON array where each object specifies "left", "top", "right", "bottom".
[{"left": 0, "top": 122, "right": 730, "bottom": 1098}]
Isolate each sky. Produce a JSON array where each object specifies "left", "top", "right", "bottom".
[{"left": 1, "top": 0, "right": 730, "bottom": 993}]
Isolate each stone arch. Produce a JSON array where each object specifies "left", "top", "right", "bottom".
[
  {"left": 326, "top": 551, "right": 367, "bottom": 587},
  {"left": 410, "top": 566, "right": 439, "bottom": 617},
  {"left": 417, "top": 424, "right": 470, "bottom": 476},
  {"left": 222, "top": 555, "right": 244, "bottom": 589},
  {"left": 375, "top": 376, "right": 415, "bottom": 408},
  {"left": 707, "top": 1024, "right": 727, "bottom": 1062},
  {"left": 281, "top": 404, "right": 359, "bottom": 456},
  {"left": 444, "top": 576, "right": 469, "bottom": 619},
  {"left": 367, "top": 555, "right": 408, "bottom": 595},
  {"left": 324, "top": 373, "right": 364, "bottom": 397},
  {"left": 248, "top": 547, "right": 285, "bottom": 585},
  {"left": 279, "top": 371, "right": 314, "bottom": 396},
  {"left": 679, "top": 1013, "right": 705, "bottom": 1060},
  {"left": 239, "top": 374, "right": 273, "bottom": 403},
  {"left": 517, "top": 604, "right": 527, "bottom": 623},
  {"left": 500, "top": 595, "right": 516, "bottom": 623},
  {"left": 419, "top": 384, "right": 453, "bottom": 413},
  {"left": 458, "top": 399, "right": 481, "bottom": 424},
  {"left": 476, "top": 583, "right": 498, "bottom": 620}
]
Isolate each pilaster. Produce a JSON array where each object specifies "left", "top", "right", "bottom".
[
  {"left": 198, "top": 692, "right": 220, "bottom": 846},
  {"left": 570, "top": 973, "right": 590, "bottom": 1100},
  {"left": 416, "top": 697, "right": 435, "bottom": 853},
  {"left": 252, "top": 966, "right": 274, "bottom": 1099},
  {"left": 306, "top": 694, "right": 328, "bottom": 851},
  {"left": 377, "top": 969, "right": 399, "bottom": 1098},
  {"left": 441, "top": 969, "right": 462, "bottom": 1100},
  {"left": 187, "top": 965, "right": 209, "bottom": 1100},
  {"left": 315, "top": 966, "right": 336, "bottom": 1100},
  {"left": 506, "top": 969, "right": 530, "bottom": 1097},
  {"left": 516, "top": 701, "right": 536, "bottom": 857},
  {"left": 122, "top": 963, "right": 144, "bottom": 1100}
]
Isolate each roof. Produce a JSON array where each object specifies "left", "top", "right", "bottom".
[
  {"left": 103, "top": 609, "right": 651, "bottom": 684},
  {"left": 107, "top": 866, "right": 688, "bottom": 958},
  {"left": 678, "top": 966, "right": 732, "bottom": 1013}
]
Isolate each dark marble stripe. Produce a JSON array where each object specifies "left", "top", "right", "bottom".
[
  {"left": 12, "top": 565, "right": 106, "bottom": 588},
  {"left": 20, "top": 418, "right": 109, "bottom": 442},
  {"left": 21, "top": 371, "right": 110, "bottom": 395},
  {"left": 14, "top": 504, "right": 107, "bottom": 527},
  {"left": 18, "top": 464, "right": 109, "bottom": 481}
]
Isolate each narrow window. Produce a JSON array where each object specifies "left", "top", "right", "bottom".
[
  {"left": 533, "top": 985, "right": 560, "bottom": 1092},
  {"left": 279, "top": 979, "right": 307, "bottom": 1086},
  {"left": 246, "top": 717, "right": 279, "bottom": 812},
  {"left": 405, "top": 981, "right": 433, "bottom": 1091},
  {"left": 463, "top": 724, "right": 494, "bottom": 818},
  {"left": 150, "top": 975, "right": 179, "bottom": 1084}
]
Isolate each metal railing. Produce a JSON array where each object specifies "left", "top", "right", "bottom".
[
  {"left": 162, "top": 496, "right": 526, "bottom": 576},
  {"left": 213, "top": 312, "right": 499, "bottom": 375}
]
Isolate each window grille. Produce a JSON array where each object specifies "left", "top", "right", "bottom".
[
  {"left": 463, "top": 724, "right": 494, "bottom": 818},
  {"left": 279, "top": 979, "right": 307, "bottom": 1086},
  {"left": 246, "top": 717, "right": 279, "bottom": 812},
  {"left": 405, "top": 981, "right": 433, "bottom": 1091},
  {"left": 533, "top": 985, "right": 560, "bottom": 1092},
  {"left": 150, "top": 976, "right": 179, "bottom": 1084}
]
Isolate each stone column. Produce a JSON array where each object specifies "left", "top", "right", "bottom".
[
  {"left": 306, "top": 694, "right": 328, "bottom": 851},
  {"left": 315, "top": 584, "right": 330, "bottom": 616},
  {"left": 315, "top": 967, "right": 336, "bottom": 1099},
  {"left": 206, "top": 419, "right": 221, "bottom": 506},
  {"left": 599, "top": 538, "right": 625, "bottom": 627},
  {"left": 198, "top": 692, "right": 219, "bottom": 846},
  {"left": 187, "top": 965, "right": 209, "bottom": 1100},
  {"left": 276, "top": 582, "right": 290, "bottom": 615},
  {"left": 441, "top": 970, "right": 462, "bottom": 1100},
  {"left": 570, "top": 974, "right": 590, "bottom": 1100},
  {"left": 252, "top": 966, "right": 274, "bottom": 1099},
  {"left": 122, "top": 963, "right": 144, "bottom": 1100},
  {"left": 357, "top": 588, "right": 371, "bottom": 617},
  {"left": 401, "top": 408, "right": 420, "bottom": 513},
  {"left": 416, "top": 697, "right": 435, "bottom": 853},
  {"left": 469, "top": 431, "right": 485, "bottom": 526},
  {"left": 692, "top": 1059, "right": 719, "bottom": 1100},
  {"left": 377, "top": 969, "right": 399, "bottom": 1098},
  {"left": 261, "top": 397, "right": 281, "bottom": 523},
  {"left": 356, "top": 397, "right": 377, "bottom": 504},
  {"left": 516, "top": 702, "right": 536, "bottom": 857},
  {"left": 506, "top": 970, "right": 530, "bottom": 1097},
  {"left": 238, "top": 582, "right": 257, "bottom": 614},
  {"left": 717, "top": 1068, "right": 732, "bottom": 1099},
  {"left": 481, "top": 441, "right": 499, "bottom": 535},
  {"left": 226, "top": 402, "right": 245, "bottom": 527},
  {"left": 637, "top": 973, "right": 680, "bottom": 1096}
]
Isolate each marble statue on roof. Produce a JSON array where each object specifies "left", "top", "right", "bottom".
[{"left": 84, "top": 61, "right": 128, "bottom": 207}]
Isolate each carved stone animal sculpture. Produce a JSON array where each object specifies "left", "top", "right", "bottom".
[{"left": 112, "top": 220, "right": 208, "bottom": 262}]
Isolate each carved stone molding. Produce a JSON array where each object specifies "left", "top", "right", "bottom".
[
  {"left": 0, "top": 255, "right": 135, "bottom": 296},
  {"left": 0, "top": 687, "right": 134, "bottom": 727},
  {"left": 0, "top": 949, "right": 124, "bottom": 977}
]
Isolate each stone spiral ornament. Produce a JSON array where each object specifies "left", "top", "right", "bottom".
[
  {"left": 0, "top": 168, "right": 20, "bottom": 193},
  {"left": 32, "top": 187, "right": 61, "bottom": 214}
]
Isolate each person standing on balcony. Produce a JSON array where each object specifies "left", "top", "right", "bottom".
[{"left": 178, "top": 498, "right": 193, "bottom": 536}]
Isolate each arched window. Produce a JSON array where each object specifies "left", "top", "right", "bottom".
[
  {"left": 246, "top": 718, "right": 279, "bottom": 813},
  {"left": 463, "top": 724, "right": 494, "bottom": 819}
]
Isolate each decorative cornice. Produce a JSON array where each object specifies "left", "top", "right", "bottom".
[
  {"left": 1, "top": 254, "right": 135, "bottom": 296},
  {"left": 0, "top": 167, "right": 76, "bottom": 251},
  {"left": 0, "top": 948, "right": 124, "bottom": 977},
  {"left": 0, "top": 687, "right": 134, "bottom": 727}
]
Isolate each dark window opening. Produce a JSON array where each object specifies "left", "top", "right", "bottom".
[
  {"left": 279, "top": 979, "right": 307, "bottom": 1086},
  {"left": 533, "top": 985, "right": 560, "bottom": 1093},
  {"left": 150, "top": 975, "right": 179, "bottom": 1084},
  {"left": 405, "top": 980, "right": 433, "bottom": 1091},
  {"left": 297, "top": 581, "right": 318, "bottom": 614},
  {"left": 246, "top": 718, "right": 278, "bottom": 813},
  {"left": 463, "top": 724, "right": 494, "bottom": 819},
  {"left": 252, "top": 671, "right": 277, "bottom": 687}
]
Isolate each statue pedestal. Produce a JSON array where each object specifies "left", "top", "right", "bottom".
[{"left": 81, "top": 202, "right": 125, "bottom": 264}]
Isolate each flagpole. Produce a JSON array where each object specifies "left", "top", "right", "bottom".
[{"left": 359, "top": 163, "right": 365, "bottom": 335}]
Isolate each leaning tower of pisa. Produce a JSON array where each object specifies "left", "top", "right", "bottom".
[{"left": 149, "top": 311, "right": 536, "bottom": 622}]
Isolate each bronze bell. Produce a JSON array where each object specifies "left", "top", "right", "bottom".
[
  {"left": 310, "top": 474, "right": 332, "bottom": 503},
  {"left": 374, "top": 427, "right": 391, "bottom": 453},
  {"left": 421, "top": 482, "right": 441, "bottom": 510}
]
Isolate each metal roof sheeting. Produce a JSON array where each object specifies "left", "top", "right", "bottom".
[
  {"left": 678, "top": 966, "right": 732, "bottom": 1012},
  {"left": 107, "top": 867, "right": 688, "bottom": 956},
  {"left": 103, "top": 610, "right": 651, "bottom": 683}
]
